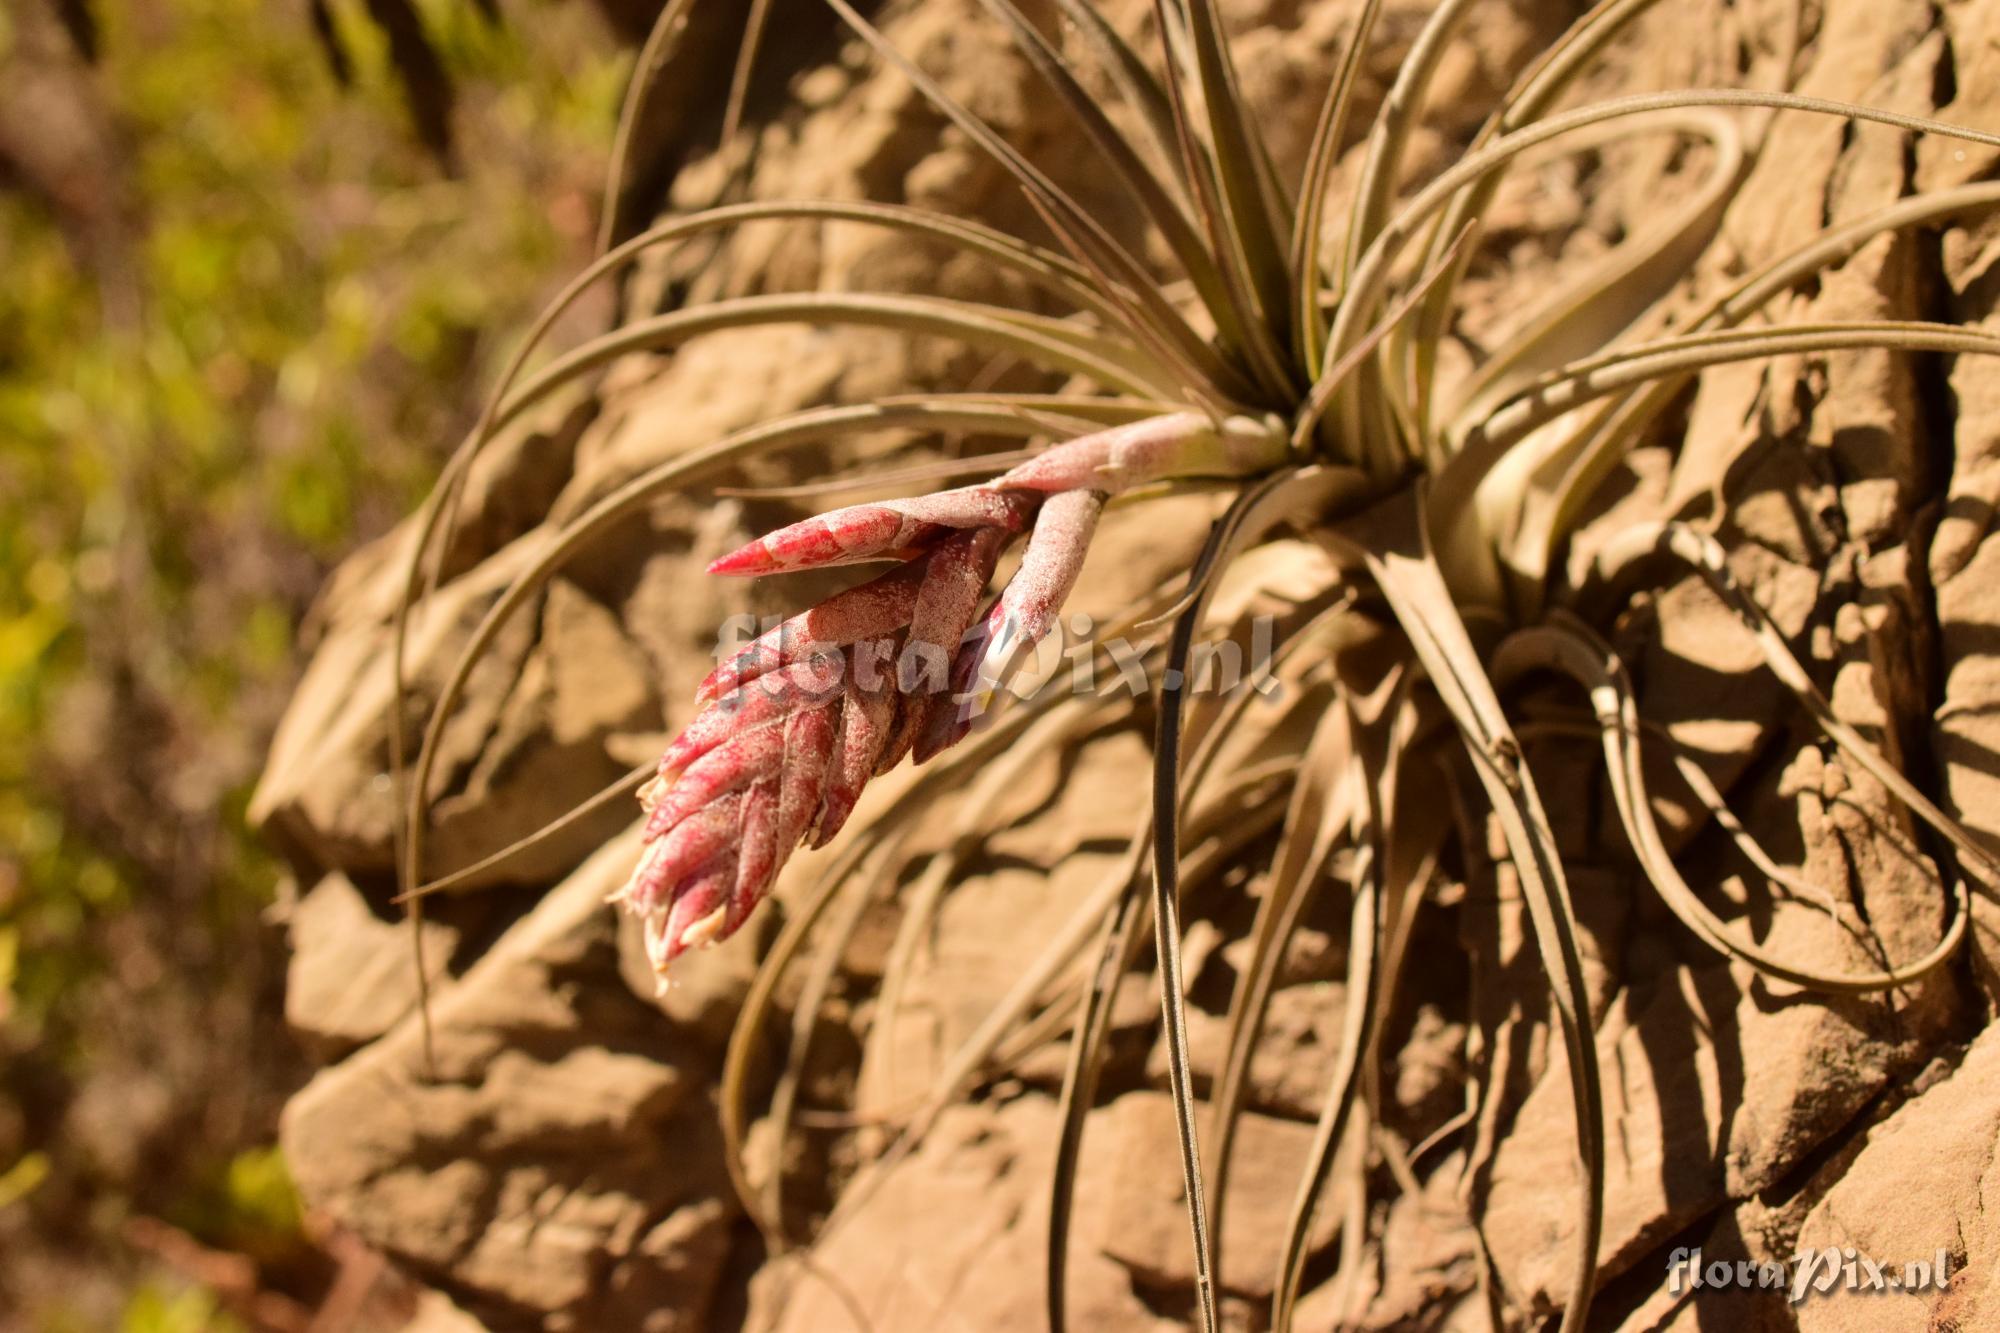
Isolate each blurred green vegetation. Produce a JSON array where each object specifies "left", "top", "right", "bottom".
[{"left": 0, "top": 0, "right": 626, "bottom": 1325}]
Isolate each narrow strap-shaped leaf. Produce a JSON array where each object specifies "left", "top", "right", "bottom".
[
  {"left": 1322, "top": 86, "right": 2000, "bottom": 404},
  {"left": 764, "top": 853, "right": 881, "bottom": 1235},
  {"left": 715, "top": 448, "right": 1041, "bottom": 500},
  {"left": 397, "top": 760, "right": 652, "bottom": 902},
  {"left": 1589, "top": 524, "right": 2000, "bottom": 887},
  {"left": 1146, "top": 0, "right": 1299, "bottom": 401},
  {"left": 1014, "top": 175, "right": 1243, "bottom": 407},
  {"left": 1339, "top": 0, "right": 1479, "bottom": 285},
  {"left": 1048, "top": 710, "right": 1301, "bottom": 1328},
  {"left": 1494, "top": 619, "right": 1970, "bottom": 992},
  {"left": 879, "top": 390, "right": 1184, "bottom": 424},
  {"left": 1462, "top": 293, "right": 1997, "bottom": 456},
  {"left": 1293, "top": 225, "right": 1477, "bottom": 465},
  {"left": 1402, "top": 0, "right": 1670, "bottom": 414},
  {"left": 1441, "top": 109, "right": 1746, "bottom": 445},
  {"left": 820, "top": 0, "right": 1233, "bottom": 397},
  {"left": 1291, "top": 0, "right": 1386, "bottom": 371},
  {"left": 1431, "top": 318, "right": 2000, "bottom": 605},
  {"left": 1047, "top": 0, "right": 1193, "bottom": 198},
  {"left": 723, "top": 828, "right": 895, "bottom": 1245},
  {"left": 1152, "top": 518, "right": 1236, "bottom": 1333},
  {"left": 1516, "top": 181, "right": 2000, "bottom": 592},
  {"left": 1179, "top": 0, "right": 1296, "bottom": 335},
  {"left": 1324, "top": 487, "right": 1605, "bottom": 1333},
  {"left": 1516, "top": 715, "right": 1840, "bottom": 913},
  {"left": 410, "top": 194, "right": 1133, "bottom": 647},
  {"left": 1274, "top": 675, "right": 1434, "bottom": 1328},
  {"left": 1271, "top": 843, "right": 1379, "bottom": 1330},
  {"left": 1048, "top": 831, "right": 1150, "bottom": 1333},
  {"left": 493, "top": 291, "right": 1183, "bottom": 432},
  {"left": 597, "top": 0, "right": 699, "bottom": 254},
  {"left": 1143, "top": 472, "right": 1313, "bottom": 1330},
  {"left": 720, "top": 0, "right": 777, "bottom": 148},
  {"left": 862, "top": 697, "right": 1107, "bottom": 1119},
  {"left": 805, "top": 580, "right": 1281, "bottom": 1241},
  {"left": 973, "top": 0, "right": 1260, "bottom": 402},
  {"left": 1205, "top": 705, "right": 1353, "bottom": 1269}
]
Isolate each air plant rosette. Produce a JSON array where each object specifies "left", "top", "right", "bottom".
[{"left": 387, "top": 0, "right": 2000, "bottom": 1328}]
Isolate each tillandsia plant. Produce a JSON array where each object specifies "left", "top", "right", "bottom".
[{"left": 386, "top": 0, "right": 2000, "bottom": 1328}]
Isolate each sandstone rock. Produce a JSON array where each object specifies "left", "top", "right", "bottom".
[
  {"left": 282, "top": 834, "right": 739, "bottom": 1331},
  {"left": 1794, "top": 1024, "right": 2000, "bottom": 1333},
  {"left": 1297, "top": 1149, "right": 1482, "bottom": 1331},
  {"left": 1094, "top": 1091, "right": 1340, "bottom": 1300},
  {"left": 283, "top": 871, "right": 457, "bottom": 1061},
  {"left": 403, "top": 1290, "right": 494, "bottom": 1333},
  {"left": 1148, "top": 978, "right": 1350, "bottom": 1121},
  {"left": 753, "top": 1096, "right": 1165, "bottom": 1332},
  {"left": 1485, "top": 903, "right": 1953, "bottom": 1320}
]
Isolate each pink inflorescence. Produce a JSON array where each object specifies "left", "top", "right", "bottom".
[{"left": 611, "top": 411, "right": 1254, "bottom": 983}]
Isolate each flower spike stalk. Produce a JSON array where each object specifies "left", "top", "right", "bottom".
[{"left": 612, "top": 411, "right": 1287, "bottom": 984}]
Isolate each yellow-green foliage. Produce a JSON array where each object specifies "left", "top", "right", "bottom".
[{"left": 0, "top": 0, "right": 620, "bottom": 1323}]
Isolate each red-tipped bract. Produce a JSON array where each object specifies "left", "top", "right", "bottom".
[{"left": 614, "top": 414, "right": 1226, "bottom": 985}]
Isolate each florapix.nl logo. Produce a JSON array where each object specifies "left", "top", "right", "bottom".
[{"left": 1668, "top": 1246, "right": 1954, "bottom": 1305}]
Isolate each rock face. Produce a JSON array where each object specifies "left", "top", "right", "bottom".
[
  {"left": 280, "top": 837, "right": 739, "bottom": 1332},
  {"left": 257, "top": 0, "right": 2000, "bottom": 1329},
  {"left": 1793, "top": 1024, "right": 2000, "bottom": 1333}
]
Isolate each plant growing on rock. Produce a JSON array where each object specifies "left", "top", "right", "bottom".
[{"left": 389, "top": 1, "right": 2000, "bottom": 1328}]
